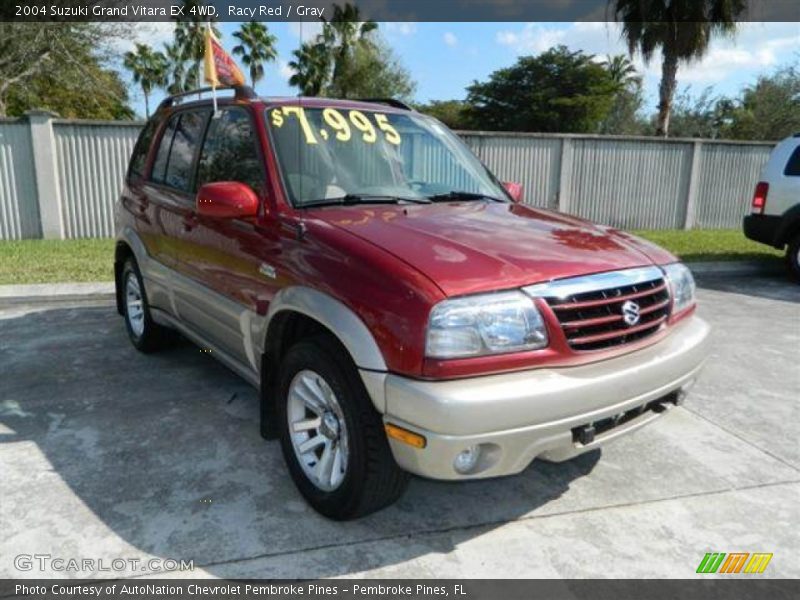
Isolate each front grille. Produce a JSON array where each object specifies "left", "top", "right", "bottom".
[{"left": 527, "top": 268, "right": 671, "bottom": 352}]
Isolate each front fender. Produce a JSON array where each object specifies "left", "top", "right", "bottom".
[{"left": 265, "top": 286, "right": 387, "bottom": 372}]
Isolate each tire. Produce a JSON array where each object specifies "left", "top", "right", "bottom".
[
  {"left": 121, "top": 257, "right": 172, "bottom": 353},
  {"left": 785, "top": 233, "right": 800, "bottom": 283},
  {"left": 276, "top": 334, "right": 409, "bottom": 520}
]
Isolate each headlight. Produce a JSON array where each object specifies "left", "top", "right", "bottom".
[
  {"left": 662, "top": 262, "right": 696, "bottom": 314},
  {"left": 425, "top": 291, "right": 548, "bottom": 359}
]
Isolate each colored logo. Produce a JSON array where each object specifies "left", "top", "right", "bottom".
[
  {"left": 696, "top": 552, "right": 773, "bottom": 574},
  {"left": 621, "top": 300, "right": 641, "bottom": 326}
]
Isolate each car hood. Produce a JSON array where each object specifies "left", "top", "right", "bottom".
[{"left": 311, "top": 202, "right": 676, "bottom": 297}]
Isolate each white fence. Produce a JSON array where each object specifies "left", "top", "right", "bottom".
[
  {"left": 0, "top": 112, "right": 775, "bottom": 240},
  {"left": 0, "top": 112, "right": 141, "bottom": 240},
  {"left": 462, "top": 132, "right": 773, "bottom": 230}
]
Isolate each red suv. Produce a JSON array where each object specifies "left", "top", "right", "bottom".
[{"left": 115, "top": 86, "right": 710, "bottom": 519}]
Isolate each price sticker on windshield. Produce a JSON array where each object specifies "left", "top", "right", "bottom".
[{"left": 270, "top": 106, "right": 401, "bottom": 146}]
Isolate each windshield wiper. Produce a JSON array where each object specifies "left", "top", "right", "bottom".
[
  {"left": 298, "top": 194, "right": 431, "bottom": 209},
  {"left": 427, "top": 191, "right": 505, "bottom": 203}
]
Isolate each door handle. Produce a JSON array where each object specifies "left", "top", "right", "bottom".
[{"left": 182, "top": 213, "right": 199, "bottom": 232}]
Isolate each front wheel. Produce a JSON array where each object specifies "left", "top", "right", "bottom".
[
  {"left": 277, "top": 334, "right": 409, "bottom": 520},
  {"left": 786, "top": 233, "right": 800, "bottom": 282}
]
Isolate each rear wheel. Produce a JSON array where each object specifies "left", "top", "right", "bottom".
[
  {"left": 121, "top": 258, "right": 172, "bottom": 352},
  {"left": 276, "top": 334, "right": 409, "bottom": 520},
  {"left": 786, "top": 233, "right": 800, "bottom": 282}
]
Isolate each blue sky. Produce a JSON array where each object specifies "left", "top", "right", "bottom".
[{"left": 123, "top": 21, "right": 800, "bottom": 118}]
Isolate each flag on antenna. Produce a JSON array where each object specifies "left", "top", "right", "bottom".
[{"left": 204, "top": 24, "right": 246, "bottom": 111}]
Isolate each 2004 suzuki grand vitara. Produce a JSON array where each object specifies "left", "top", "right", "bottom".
[{"left": 115, "top": 86, "right": 710, "bottom": 519}]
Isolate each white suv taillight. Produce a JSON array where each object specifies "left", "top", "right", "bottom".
[{"left": 751, "top": 181, "right": 769, "bottom": 214}]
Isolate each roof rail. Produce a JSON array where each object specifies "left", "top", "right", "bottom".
[
  {"left": 356, "top": 98, "right": 414, "bottom": 111},
  {"left": 157, "top": 85, "right": 257, "bottom": 111}
]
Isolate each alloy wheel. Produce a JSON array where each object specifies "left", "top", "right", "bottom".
[
  {"left": 286, "top": 369, "right": 349, "bottom": 491},
  {"left": 125, "top": 272, "right": 145, "bottom": 338}
]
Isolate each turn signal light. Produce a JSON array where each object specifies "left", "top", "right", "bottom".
[
  {"left": 385, "top": 423, "right": 426, "bottom": 449},
  {"left": 751, "top": 181, "right": 769, "bottom": 214}
]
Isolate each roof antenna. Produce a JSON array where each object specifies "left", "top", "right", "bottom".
[{"left": 204, "top": 23, "right": 219, "bottom": 115}]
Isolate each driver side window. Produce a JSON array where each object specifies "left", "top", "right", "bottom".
[{"left": 197, "top": 108, "right": 265, "bottom": 194}]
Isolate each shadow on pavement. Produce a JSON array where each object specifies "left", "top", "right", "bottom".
[{"left": 0, "top": 304, "right": 600, "bottom": 578}]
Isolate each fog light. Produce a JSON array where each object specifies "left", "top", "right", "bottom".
[{"left": 453, "top": 445, "right": 481, "bottom": 474}]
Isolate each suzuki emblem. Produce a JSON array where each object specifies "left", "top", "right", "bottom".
[{"left": 621, "top": 300, "right": 641, "bottom": 326}]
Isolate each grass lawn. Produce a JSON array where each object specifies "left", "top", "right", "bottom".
[
  {"left": 633, "top": 229, "right": 783, "bottom": 263},
  {"left": 0, "top": 239, "right": 115, "bottom": 284},
  {"left": 0, "top": 230, "right": 784, "bottom": 285}
]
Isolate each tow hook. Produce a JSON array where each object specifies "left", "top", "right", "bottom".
[
  {"left": 572, "top": 392, "right": 681, "bottom": 446},
  {"left": 574, "top": 424, "right": 596, "bottom": 445}
]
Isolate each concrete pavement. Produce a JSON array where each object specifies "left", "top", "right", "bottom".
[{"left": 0, "top": 273, "right": 798, "bottom": 579}]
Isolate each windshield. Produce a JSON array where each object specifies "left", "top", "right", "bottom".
[{"left": 266, "top": 105, "right": 509, "bottom": 207}]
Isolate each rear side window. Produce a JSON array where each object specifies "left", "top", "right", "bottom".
[
  {"left": 128, "top": 119, "right": 159, "bottom": 179},
  {"left": 151, "top": 115, "right": 179, "bottom": 183},
  {"left": 197, "top": 108, "right": 264, "bottom": 193},
  {"left": 150, "top": 110, "right": 210, "bottom": 192},
  {"left": 784, "top": 146, "right": 800, "bottom": 176}
]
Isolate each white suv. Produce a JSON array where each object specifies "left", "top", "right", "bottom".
[{"left": 744, "top": 134, "right": 800, "bottom": 280}]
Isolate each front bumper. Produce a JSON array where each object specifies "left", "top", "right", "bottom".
[{"left": 378, "top": 315, "right": 710, "bottom": 480}]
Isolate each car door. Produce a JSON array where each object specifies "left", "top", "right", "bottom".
[
  {"left": 143, "top": 108, "right": 212, "bottom": 321},
  {"left": 174, "top": 106, "right": 282, "bottom": 371},
  {"left": 119, "top": 117, "right": 175, "bottom": 313}
]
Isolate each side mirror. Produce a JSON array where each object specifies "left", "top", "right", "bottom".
[
  {"left": 196, "top": 182, "right": 259, "bottom": 219},
  {"left": 502, "top": 182, "right": 524, "bottom": 204}
]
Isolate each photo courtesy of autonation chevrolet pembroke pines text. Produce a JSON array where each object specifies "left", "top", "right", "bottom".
[{"left": 0, "top": 0, "right": 797, "bottom": 598}]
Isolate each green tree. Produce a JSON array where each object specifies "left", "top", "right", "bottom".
[
  {"left": 661, "top": 87, "right": 731, "bottom": 138},
  {"left": 288, "top": 41, "right": 331, "bottom": 96},
  {"left": 415, "top": 100, "right": 473, "bottom": 130},
  {"left": 324, "top": 3, "right": 378, "bottom": 97},
  {"left": 163, "top": 42, "right": 191, "bottom": 95},
  {"left": 6, "top": 63, "right": 133, "bottom": 120},
  {"left": 325, "top": 38, "right": 415, "bottom": 100},
  {"left": 599, "top": 54, "right": 647, "bottom": 135},
  {"left": 232, "top": 21, "right": 278, "bottom": 87},
  {"left": 641, "top": 66, "right": 800, "bottom": 141},
  {"left": 123, "top": 43, "right": 168, "bottom": 118},
  {"left": 602, "top": 54, "right": 640, "bottom": 90},
  {"left": 287, "top": 4, "right": 415, "bottom": 100},
  {"left": 0, "top": 22, "right": 133, "bottom": 118},
  {"left": 169, "top": 0, "right": 221, "bottom": 92},
  {"left": 598, "top": 84, "right": 647, "bottom": 135},
  {"left": 465, "top": 46, "right": 618, "bottom": 133},
  {"left": 724, "top": 64, "right": 800, "bottom": 141},
  {"left": 612, "top": 0, "right": 746, "bottom": 137}
]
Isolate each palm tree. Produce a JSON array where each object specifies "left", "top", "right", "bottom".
[
  {"left": 612, "top": 0, "right": 746, "bottom": 136},
  {"left": 123, "top": 43, "right": 168, "bottom": 117},
  {"left": 288, "top": 41, "right": 331, "bottom": 96},
  {"left": 232, "top": 21, "right": 278, "bottom": 88},
  {"left": 325, "top": 3, "right": 378, "bottom": 97},
  {"left": 163, "top": 42, "right": 190, "bottom": 95},
  {"left": 286, "top": 3, "right": 379, "bottom": 97},
  {"left": 172, "top": 0, "right": 221, "bottom": 90},
  {"left": 602, "top": 54, "right": 640, "bottom": 91}
]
